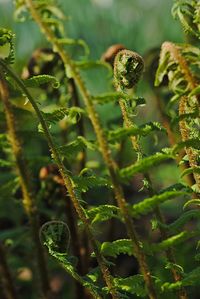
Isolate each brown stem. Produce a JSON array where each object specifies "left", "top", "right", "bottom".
[
  {"left": 0, "top": 243, "right": 18, "bottom": 299},
  {"left": 0, "top": 75, "right": 50, "bottom": 299}
]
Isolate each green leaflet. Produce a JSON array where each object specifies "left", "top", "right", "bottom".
[
  {"left": 24, "top": 75, "right": 60, "bottom": 88},
  {"left": 41, "top": 107, "right": 86, "bottom": 126},
  {"left": 108, "top": 122, "right": 165, "bottom": 143},
  {"left": 183, "top": 199, "right": 200, "bottom": 209},
  {"left": 119, "top": 150, "right": 174, "bottom": 181},
  {"left": 130, "top": 191, "right": 189, "bottom": 218},
  {"left": 159, "top": 210, "right": 200, "bottom": 232},
  {"left": 113, "top": 275, "right": 146, "bottom": 297},
  {"left": 57, "top": 136, "right": 96, "bottom": 160},
  {"left": 87, "top": 205, "right": 120, "bottom": 224},
  {"left": 0, "top": 158, "right": 13, "bottom": 168},
  {"left": 99, "top": 231, "right": 198, "bottom": 259},
  {"left": 73, "top": 176, "right": 109, "bottom": 193},
  {"left": 172, "top": 0, "right": 200, "bottom": 39},
  {"left": 149, "top": 231, "right": 199, "bottom": 254},
  {"left": 173, "top": 138, "right": 200, "bottom": 154},
  {"left": 91, "top": 92, "right": 145, "bottom": 107},
  {"left": 161, "top": 267, "right": 200, "bottom": 292},
  {"left": 154, "top": 52, "right": 170, "bottom": 87},
  {"left": 100, "top": 239, "right": 133, "bottom": 258},
  {"left": 189, "top": 85, "right": 200, "bottom": 96},
  {"left": 180, "top": 166, "right": 200, "bottom": 178}
]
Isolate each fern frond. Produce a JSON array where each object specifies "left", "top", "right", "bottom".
[
  {"left": 108, "top": 122, "right": 165, "bottom": 143},
  {"left": 161, "top": 266, "right": 200, "bottom": 291},
  {"left": 113, "top": 275, "right": 146, "bottom": 297},
  {"left": 41, "top": 107, "right": 86, "bottom": 128},
  {"left": 159, "top": 210, "right": 200, "bottom": 232},
  {"left": 119, "top": 150, "right": 174, "bottom": 181},
  {"left": 87, "top": 205, "right": 120, "bottom": 224},
  {"left": 180, "top": 166, "right": 200, "bottom": 178},
  {"left": 73, "top": 168, "right": 110, "bottom": 193},
  {"left": 172, "top": 0, "right": 200, "bottom": 39},
  {"left": 130, "top": 191, "right": 189, "bottom": 218},
  {"left": 57, "top": 137, "right": 96, "bottom": 160},
  {"left": 24, "top": 74, "right": 60, "bottom": 88},
  {"left": 101, "top": 239, "right": 132, "bottom": 258}
]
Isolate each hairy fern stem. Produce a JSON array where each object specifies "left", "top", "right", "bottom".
[
  {"left": 24, "top": 1, "right": 158, "bottom": 298},
  {"left": 161, "top": 42, "right": 200, "bottom": 192},
  {"left": 179, "top": 96, "right": 200, "bottom": 191},
  {"left": 114, "top": 49, "right": 188, "bottom": 299}
]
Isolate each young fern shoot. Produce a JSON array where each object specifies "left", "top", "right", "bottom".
[{"left": 114, "top": 49, "right": 188, "bottom": 299}]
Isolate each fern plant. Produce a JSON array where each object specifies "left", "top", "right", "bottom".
[{"left": 0, "top": 0, "right": 199, "bottom": 299}]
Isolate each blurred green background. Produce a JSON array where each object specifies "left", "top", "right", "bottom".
[{"left": 1, "top": 0, "right": 183, "bottom": 65}]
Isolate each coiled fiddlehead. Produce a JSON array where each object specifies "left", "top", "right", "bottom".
[{"left": 114, "top": 49, "right": 144, "bottom": 90}]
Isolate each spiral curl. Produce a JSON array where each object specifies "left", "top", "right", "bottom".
[{"left": 114, "top": 49, "right": 144, "bottom": 89}]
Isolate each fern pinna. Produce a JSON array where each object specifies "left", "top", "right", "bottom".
[{"left": 0, "top": 0, "right": 199, "bottom": 298}]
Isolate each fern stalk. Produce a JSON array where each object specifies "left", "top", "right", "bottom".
[
  {"left": 23, "top": 1, "right": 158, "bottom": 298},
  {"left": 0, "top": 243, "right": 18, "bottom": 299},
  {"left": 114, "top": 49, "right": 188, "bottom": 299},
  {"left": 0, "top": 73, "right": 50, "bottom": 299},
  {"left": 0, "top": 58, "right": 120, "bottom": 299},
  {"left": 179, "top": 96, "right": 200, "bottom": 190},
  {"left": 160, "top": 42, "right": 200, "bottom": 190}
]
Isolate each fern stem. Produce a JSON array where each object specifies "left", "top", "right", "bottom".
[
  {"left": 161, "top": 42, "right": 197, "bottom": 91},
  {"left": 114, "top": 50, "right": 188, "bottom": 299},
  {"left": 0, "top": 242, "right": 18, "bottom": 299},
  {"left": 23, "top": 1, "right": 158, "bottom": 298},
  {"left": 0, "top": 72, "right": 50, "bottom": 299},
  {"left": 179, "top": 96, "right": 200, "bottom": 191},
  {"left": 162, "top": 42, "right": 200, "bottom": 191},
  {"left": 0, "top": 59, "right": 119, "bottom": 299}
]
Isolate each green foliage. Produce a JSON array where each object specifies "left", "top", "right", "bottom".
[
  {"left": 112, "top": 275, "right": 146, "bottom": 297},
  {"left": 0, "top": 0, "right": 200, "bottom": 298},
  {"left": 108, "top": 122, "right": 165, "bottom": 143},
  {"left": 119, "top": 150, "right": 174, "bottom": 181},
  {"left": 24, "top": 74, "right": 60, "bottom": 88},
  {"left": 130, "top": 190, "right": 190, "bottom": 218},
  {"left": 172, "top": 0, "right": 200, "bottom": 40},
  {"left": 87, "top": 205, "right": 120, "bottom": 224},
  {"left": 57, "top": 136, "right": 96, "bottom": 160},
  {"left": 100, "top": 239, "right": 133, "bottom": 258}
]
